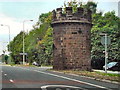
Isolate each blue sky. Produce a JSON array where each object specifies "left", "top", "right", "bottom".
[
  {"left": 0, "top": 2, "right": 62, "bottom": 20},
  {"left": 0, "top": 0, "right": 119, "bottom": 55},
  {"left": 0, "top": 0, "right": 118, "bottom": 21}
]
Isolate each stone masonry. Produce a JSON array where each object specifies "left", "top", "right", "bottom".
[{"left": 51, "top": 7, "right": 92, "bottom": 71}]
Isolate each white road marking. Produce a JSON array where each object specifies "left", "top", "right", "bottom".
[
  {"left": 1, "top": 71, "right": 3, "bottom": 73},
  {"left": 41, "top": 85, "right": 86, "bottom": 90},
  {"left": 9, "top": 79, "right": 14, "bottom": 83},
  {"left": 17, "top": 67, "right": 112, "bottom": 89},
  {"left": 4, "top": 74, "right": 7, "bottom": 76}
]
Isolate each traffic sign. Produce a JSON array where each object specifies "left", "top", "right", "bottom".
[
  {"left": 101, "top": 36, "right": 111, "bottom": 45},
  {"left": 19, "top": 53, "right": 27, "bottom": 55}
]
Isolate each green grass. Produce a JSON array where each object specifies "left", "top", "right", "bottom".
[
  {"left": 95, "top": 71, "right": 120, "bottom": 77},
  {"left": 9, "top": 62, "right": 15, "bottom": 66},
  {"left": 41, "top": 64, "right": 53, "bottom": 67}
]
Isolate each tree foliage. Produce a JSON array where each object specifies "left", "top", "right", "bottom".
[
  {"left": 9, "top": 12, "right": 52, "bottom": 65},
  {"left": 91, "top": 11, "right": 119, "bottom": 62}
]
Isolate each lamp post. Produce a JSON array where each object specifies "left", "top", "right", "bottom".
[
  {"left": 23, "top": 20, "right": 33, "bottom": 65},
  {"left": 1, "top": 24, "right": 10, "bottom": 51},
  {"left": 1, "top": 24, "right": 11, "bottom": 64}
]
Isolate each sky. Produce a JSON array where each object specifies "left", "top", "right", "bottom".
[{"left": 0, "top": 0, "right": 119, "bottom": 55}]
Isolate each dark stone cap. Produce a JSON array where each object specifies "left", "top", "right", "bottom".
[
  {"left": 87, "top": 9, "right": 92, "bottom": 14},
  {"left": 66, "top": 7, "right": 72, "bottom": 12},
  {"left": 56, "top": 8, "right": 62, "bottom": 12},
  {"left": 77, "top": 7, "right": 84, "bottom": 13}
]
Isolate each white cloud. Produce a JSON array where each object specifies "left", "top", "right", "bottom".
[
  {"left": 0, "top": 13, "right": 34, "bottom": 39},
  {"left": 0, "top": 42, "right": 8, "bottom": 55},
  {"left": 0, "top": 0, "right": 65, "bottom": 2},
  {"left": 0, "top": 13, "right": 34, "bottom": 55},
  {"left": 94, "top": 0, "right": 119, "bottom": 2},
  {"left": 0, "top": 0, "right": 119, "bottom": 3}
]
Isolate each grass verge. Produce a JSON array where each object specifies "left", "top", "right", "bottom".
[{"left": 49, "top": 69, "right": 120, "bottom": 82}]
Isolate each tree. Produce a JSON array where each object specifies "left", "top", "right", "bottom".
[
  {"left": 9, "top": 31, "right": 23, "bottom": 63},
  {"left": 91, "top": 11, "right": 120, "bottom": 69}
]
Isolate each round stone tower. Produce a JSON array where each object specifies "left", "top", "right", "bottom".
[{"left": 51, "top": 7, "right": 92, "bottom": 71}]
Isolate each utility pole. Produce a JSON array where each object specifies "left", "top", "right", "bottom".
[
  {"left": 105, "top": 34, "right": 108, "bottom": 73},
  {"left": 100, "top": 33, "right": 111, "bottom": 73}
]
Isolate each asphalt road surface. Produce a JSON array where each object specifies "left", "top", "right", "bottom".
[{"left": 1, "top": 65, "right": 120, "bottom": 90}]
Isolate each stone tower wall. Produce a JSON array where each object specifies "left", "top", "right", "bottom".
[{"left": 51, "top": 7, "right": 92, "bottom": 71}]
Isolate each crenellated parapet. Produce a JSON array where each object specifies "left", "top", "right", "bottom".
[{"left": 52, "top": 7, "right": 92, "bottom": 24}]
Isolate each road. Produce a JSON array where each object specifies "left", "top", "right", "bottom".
[{"left": 1, "top": 65, "right": 120, "bottom": 90}]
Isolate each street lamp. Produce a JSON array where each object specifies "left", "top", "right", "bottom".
[
  {"left": 23, "top": 20, "right": 33, "bottom": 65},
  {"left": 1, "top": 24, "right": 11, "bottom": 51}
]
